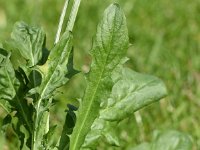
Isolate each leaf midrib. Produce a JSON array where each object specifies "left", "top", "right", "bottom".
[{"left": 71, "top": 11, "right": 119, "bottom": 150}]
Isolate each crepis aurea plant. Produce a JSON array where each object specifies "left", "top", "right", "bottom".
[{"left": 0, "top": 0, "right": 192, "bottom": 150}]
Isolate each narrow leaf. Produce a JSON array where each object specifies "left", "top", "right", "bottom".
[
  {"left": 31, "top": 31, "right": 73, "bottom": 149},
  {"left": 70, "top": 3, "right": 129, "bottom": 150},
  {"left": 36, "top": 31, "right": 73, "bottom": 100}
]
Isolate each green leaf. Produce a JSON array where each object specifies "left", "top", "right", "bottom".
[
  {"left": 0, "top": 50, "right": 19, "bottom": 102},
  {"left": 151, "top": 130, "right": 193, "bottom": 150},
  {"left": 82, "top": 67, "right": 167, "bottom": 149},
  {"left": 10, "top": 21, "right": 45, "bottom": 67},
  {"left": 1, "top": 114, "right": 12, "bottom": 132},
  {"left": 100, "top": 67, "right": 167, "bottom": 121},
  {"left": 132, "top": 130, "right": 193, "bottom": 150},
  {"left": 70, "top": 3, "right": 129, "bottom": 150},
  {"left": 82, "top": 118, "right": 119, "bottom": 149},
  {"left": 42, "top": 125, "right": 57, "bottom": 149},
  {"left": 0, "top": 98, "right": 11, "bottom": 113},
  {"left": 31, "top": 31, "right": 73, "bottom": 149},
  {"left": 0, "top": 50, "right": 33, "bottom": 149},
  {"left": 36, "top": 31, "right": 73, "bottom": 100},
  {"left": 59, "top": 104, "right": 77, "bottom": 150},
  {"left": 66, "top": 49, "right": 80, "bottom": 79}
]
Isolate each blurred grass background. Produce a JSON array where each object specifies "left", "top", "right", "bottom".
[{"left": 0, "top": 0, "right": 199, "bottom": 149}]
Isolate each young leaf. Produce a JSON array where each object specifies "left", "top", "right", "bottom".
[
  {"left": 36, "top": 31, "right": 73, "bottom": 100},
  {"left": 10, "top": 21, "right": 45, "bottom": 67},
  {"left": 70, "top": 3, "right": 129, "bottom": 150}
]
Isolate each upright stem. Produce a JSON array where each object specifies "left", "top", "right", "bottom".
[
  {"left": 55, "top": 0, "right": 70, "bottom": 44},
  {"left": 66, "top": 0, "right": 82, "bottom": 32},
  {"left": 32, "top": 0, "right": 82, "bottom": 149},
  {"left": 55, "top": 0, "right": 81, "bottom": 43}
]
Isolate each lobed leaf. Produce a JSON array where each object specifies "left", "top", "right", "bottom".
[
  {"left": 36, "top": 31, "right": 73, "bottom": 100},
  {"left": 82, "top": 67, "right": 167, "bottom": 149},
  {"left": 31, "top": 31, "right": 74, "bottom": 149},
  {"left": 100, "top": 67, "right": 167, "bottom": 121},
  {"left": 70, "top": 3, "right": 129, "bottom": 150}
]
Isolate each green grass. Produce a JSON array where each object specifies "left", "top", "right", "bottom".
[{"left": 0, "top": 0, "right": 199, "bottom": 149}]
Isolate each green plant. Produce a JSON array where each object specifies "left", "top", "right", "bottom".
[{"left": 0, "top": 0, "right": 192, "bottom": 149}]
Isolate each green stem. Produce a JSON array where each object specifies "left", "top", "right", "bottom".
[
  {"left": 55, "top": 0, "right": 70, "bottom": 44},
  {"left": 66, "top": 0, "right": 82, "bottom": 31},
  {"left": 31, "top": 0, "right": 82, "bottom": 149}
]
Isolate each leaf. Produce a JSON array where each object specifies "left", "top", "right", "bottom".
[
  {"left": 36, "top": 31, "right": 73, "bottom": 100},
  {"left": 1, "top": 114, "right": 12, "bottom": 132},
  {"left": 151, "top": 130, "right": 193, "bottom": 150},
  {"left": 132, "top": 130, "right": 193, "bottom": 150},
  {"left": 31, "top": 31, "right": 74, "bottom": 149},
  {"left": 100, "top": 67, "right": 167, "bottom": 121},
  {"left": 82, "top": 118, "right": 119, "bottom": 149},
  {"left": 0, "top": 98, "right": 11, "bottom": 113},
  {"left": 82, "top": 67, "right": 167, "bottom": 149},
  {"left": 4, "top": 22, "right": 46, "bottom": 92},
  {"left": 0, "top": 48, "right": 11, "bottom": 113},
  {"left": 0, "top": 50, "right": 19, "bottom": 102},
  {"left": 58, "top": 104, "right": 77, "bottom": 150},
  {"left": 0, "top": 50, "right": 33, "bottom": 149},
  {"left": 70, "top": 3, "right": 129, "bottom": 150},
  {"left": 65, "top": 49, "right": 80, "bottom": 79},
  {"left": 10, "top": 21, "right": 45, "bottom": 67},
  {"left": 42, "top": 125, "right": 57, "bottom": 149}
]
